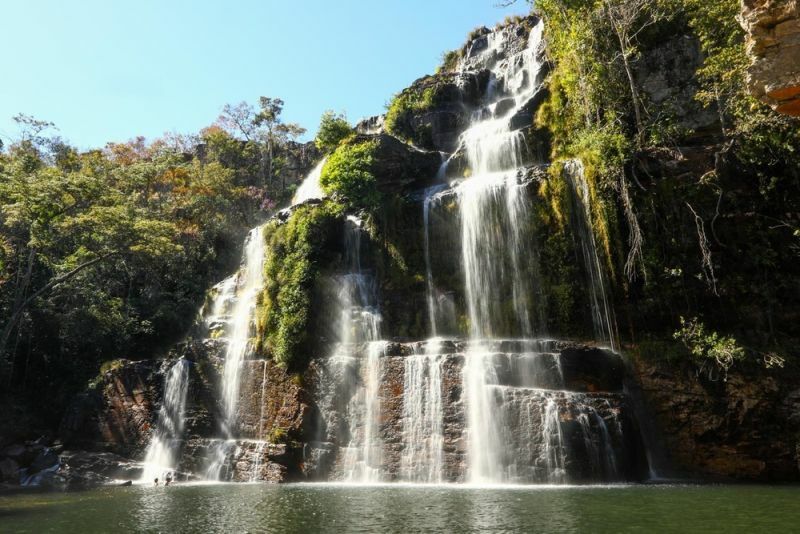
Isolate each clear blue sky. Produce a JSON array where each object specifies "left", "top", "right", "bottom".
[{"left": 0, "top": 0, "right": 529, "bottom": 150}]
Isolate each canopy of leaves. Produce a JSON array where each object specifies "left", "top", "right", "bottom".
[{"left": 0, "top": 99, "right": 309, "bottom": 424}]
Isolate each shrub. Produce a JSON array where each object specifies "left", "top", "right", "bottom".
[
  {"left": 319, "top": 139, "right": 381, "bottom": 211},
  {"left": 673, "top": 316, "right": 745, "bottom": 378},
  {"left": 438, "top": 50, "right": 461, "bottom": 73},
  {"left": 314, "top": 110, "right": 354, "bottom": 154},
  {"left": 384, "top": 86, "right": 437, "bottom": 146}
]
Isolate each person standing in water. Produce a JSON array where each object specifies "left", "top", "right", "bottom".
[
  {"left": 153, "top": 478, "right": 159, "bottom": 487},
  {"left": 165, "top": 473, "right": 173, "bottom": 486}
]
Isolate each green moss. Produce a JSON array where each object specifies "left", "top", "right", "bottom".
[
  {"left": 87, "top": 359, "right": 125, "bottom": 389},
  {"left": 319, "top": 139, "right": 381, "bottom": 211},
  {"left": 268, "top": 427, "right": 288, "bottom": 444},
  {"left": 257, "top": 202, "right": 341, "bottom": 370}
]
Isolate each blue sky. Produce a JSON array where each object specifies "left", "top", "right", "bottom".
[{"left": 0, "top": 0, "right": 529, "bottom": 150}]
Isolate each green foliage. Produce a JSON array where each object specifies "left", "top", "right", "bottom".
[
  {"left": 674, "top": 316, "right": 745, "bottom": 376},
  {"left": 315, "top": 111, "right": 354, "bottom": 154},
  {"left": 384, "top": 86, "right": 437, "bottom": 146},
  {"left": 0, "top": 112, "right": 277, "bottom": 423},
  {"left": 259, "top": 203, "right": 341, "bottom": 369},
  {"left": 319, "top": 139, "right": 381, "bottom": 211}
]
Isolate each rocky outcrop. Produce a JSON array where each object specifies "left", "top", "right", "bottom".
[
  {"left": 740, "top": 0, "right": 800, "bottom": 115},
  {"left": 637, "top": 35, "right": 719, "bottom": 136},
  {"left": 353, "top": 133, "right": 443, "bottom": 194},
  {"left": 633, "top": 357, "right": 800, "bottom": 481},
  {"left": 59, "top": 360, "right": 161, "bottom": 456}
]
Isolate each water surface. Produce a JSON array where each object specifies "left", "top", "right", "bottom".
[{"left": 1, "top": 483, "right": 797, "bottom": 533}]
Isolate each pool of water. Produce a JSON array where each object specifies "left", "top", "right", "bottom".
[{"left": 1, "top": 483, "right": 798, "bottom": 533}]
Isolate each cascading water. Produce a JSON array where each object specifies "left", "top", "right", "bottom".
[
  {"left": 420, "top": 20, "right": 636, "bottom": 484},
  {"left": 400, "top": 338, "right": 445, "bottom": 483},
  {"left": 331, "top": 216, "right": 385, "bottom": 483},
  {"left": 131, "top": 18, "right": 647, "bottom": 487},
  {"left": 564, "top": 160, "right": 618, "bottom": 351},
  {"left": 448, "top": 20, "right": 553, "bottom": 483},
  {"left": 292, "top": 157, "right": 328, "bottom": 205},
  {"left": 140, "top": 358, "right": 190, "bottom": 482},
  {"left": 204, "top": 225, "right": 266, "bottom": 480}
]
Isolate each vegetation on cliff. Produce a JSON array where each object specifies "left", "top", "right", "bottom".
[
  {"left": 258, "top": 202, "right": 342, "bottom": 370},
  {"left": 528, "top": 0, "right": 799, "bottom": 373},
  {"left": 320, "top": 138, "right": 381, "bottom": 211},
  {"left": 314, "top": 111, "right": 354, "bottom": 155},
  {"left": 0, "top": 97, "right": 312, "bottom": 423}
]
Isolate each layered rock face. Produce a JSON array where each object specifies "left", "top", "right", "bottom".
[
  {"left": 740, "top": 0, "right": 800, "bottom": 115},
  {"left": 308, "top": 340, "right": 648, "bottom": 483}
]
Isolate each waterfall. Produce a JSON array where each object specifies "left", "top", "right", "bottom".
[
  {"left": 249, "top": 441, "right": 267, "bottom": 482},
  {"left": 140, "top": 358, "right": 190, "bottom": 482},
  {"left": 424, "top": 186, "right": 441, "bottom": 337},
  {"left": 450, "top": 20, "right": 551, "bottom": 483},
  {"left": 400, "top": 338, "right": 445, "bottom": 483},
  {"left": 564, "top": 160, "right": 618, "bottom": 351},
  {"left": 204, "top": 225, "right": 266, "bottom": 479},
  {"left": 331, "top": 216, "right": 385, "bottom": 483},
  {"left": 423, "top": 186, "right": 457, "bottom": 338},
  {"left": 292, "top": 157, "right": 328, "bottom": 205}
]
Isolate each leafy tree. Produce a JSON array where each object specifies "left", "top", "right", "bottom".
[{"left": 315, "top": 110, "right": 353, "bottom": 154}]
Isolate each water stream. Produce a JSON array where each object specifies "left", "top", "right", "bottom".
[{"left": 140, "top": 358, "right": 190, "bottom": 482}]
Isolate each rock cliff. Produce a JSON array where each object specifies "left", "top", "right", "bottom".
[{"left": 740, "top": 0, "right": 800, "bottom": 115}]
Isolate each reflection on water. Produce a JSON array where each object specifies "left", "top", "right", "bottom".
[{"left": 1, "top": 484, "right": 799, "bottom": 533}]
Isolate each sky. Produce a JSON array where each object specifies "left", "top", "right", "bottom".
[{"left": 0, "top": 0, "right": 529, "bottom": 150}]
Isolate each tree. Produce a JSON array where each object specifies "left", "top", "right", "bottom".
[
  {"left": 599, "top": 0, "right": 669, "bottom": 147},
  {"left": 216, "top": 97, "right": 305, "bottom": 189},
  {"left": 253, "top": 97, "right": 306, "bottom": 188},
  {"left": 315, "top": 110, "right": 354, "bottom": 154}
]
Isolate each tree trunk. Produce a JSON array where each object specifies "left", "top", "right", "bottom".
[{"left": 619, "top": 41, "right": 644, "bottom": 145}]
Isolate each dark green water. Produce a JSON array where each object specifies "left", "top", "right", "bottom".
[{"left": 1, "top": 483, "right": 798, "bottom": 533}]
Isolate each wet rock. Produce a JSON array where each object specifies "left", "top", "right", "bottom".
[
  {"left": 637, "top": 35, "right": 719, "bottom": 135},
  {"left": 302, "top": 441, "right": 336, "bottom": 479},
  {"left": 312, "top": 341, "right": 647, "bottom": 483},
  {"left": 349, "top": 133, "right": 442, "bottom": 194},
  {"left": 559, "top": 346, "right": 625, "bottom": 392},
  {"left": 55, "top": 450, "right": 143, "bottom": 490},
  {"left": 633, "top": 357, "right": 800, "bottom": 481},
  {"left": 355, "top": 115, "right": 385, "bottom": 135},
  {"left": 30, "top": 448, "right": 60, "bottom": 473}
]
